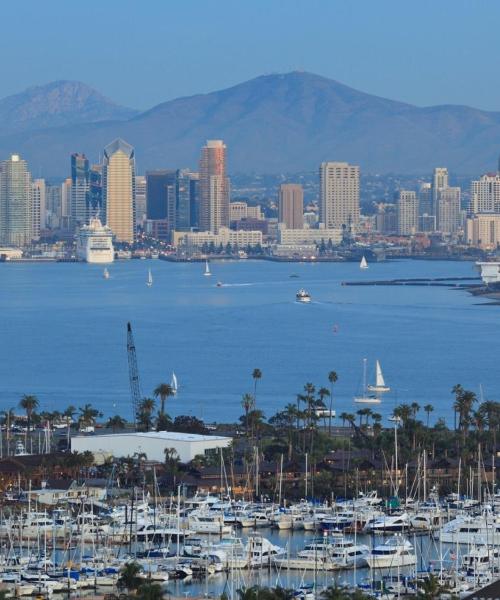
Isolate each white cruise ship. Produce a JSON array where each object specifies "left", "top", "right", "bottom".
[{"left": 77, "top": 217, "right": 114, "bottom": 264}]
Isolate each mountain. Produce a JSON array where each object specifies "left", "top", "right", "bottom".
[
  {"left": 1, "top": 72, "right": 500, "bottom": 175},
  {"left": 0, "top": 81, "right": 137, "bottom": 134}
]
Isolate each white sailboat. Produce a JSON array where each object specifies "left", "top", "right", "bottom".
[
  {"left": 147, "top": 269, "right": 153, "bottom": 287},
  {"left": 204, "top": 260, "right": 212, "bottom": 276},
  {"left": 171, "top": 372, "right": 178, "bottom": 395},
  {"left": 367, "top": 360, "right": 390, "bottom": 393},
  {"left": 360, "top": 256, "right": 368, "bottom": 269},
  {"left": 354, "top": 358, "right": 381, "bottom": 404},
  {"left": 103, "top": 268, "right": 110, "bottom": 280}
]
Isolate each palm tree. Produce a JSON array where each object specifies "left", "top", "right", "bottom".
[
  {"left": 153, "top": 383, "right": 174, "bottom": 416},
  {"left": 19, "top": 394, "right": 38, "bottom": 433},
  {"left": 423, "top": 404, "right": 434, "bottom": 427},
  {"left": 78, "top": 404, "right": 101, "bottom": 428},
  {"left": 252, "top": 368, "right": 262, "bottom": 403},
  {"left": 107, "top": 415, "right": 127, "bottom": 432},
  {"left": 411, "top": 402, "right": 420, "bottom": 418},
  {"left": 241, "top": 393, "right": 255, "bottom": 438},
  {"left": 117, "top": 561, "right": 143, "bottom": 592},
  {"left": 136, "top": 582, "right": 164, "bottom": 600},
  {"left": 317, "top": 387, "right": 330, "bottom": 428},
  {"left": 137, "top": 398, "right": 156, "bottom": 432},
  {"left": 327, "top": 371, "right": 338, "bottom": 436}
]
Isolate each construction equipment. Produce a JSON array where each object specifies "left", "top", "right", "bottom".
[{"left": 126, "top": 322, "right": 142, "bottom": 426}]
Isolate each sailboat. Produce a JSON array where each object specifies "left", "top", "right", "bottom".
[
  {"left": 103, "top": 268, "right": 110, "bottom": 280},
  {"left": 354, "top": 358, "right": 381, "bottom": 404},
  {"left": 367, "top": 360, "right": 390, "bottom": 393},
  {"left": 360, "top": 256, "right": 369, "bottom": 269},
  {"left": 204, "top": 260, "right": 212, "bottom": 276},
  {"left": 147, "top": 269, "right": 153, "bottom": 287},
  {"left": 171, "top": 372, "right": 178, "bottom": 395}
]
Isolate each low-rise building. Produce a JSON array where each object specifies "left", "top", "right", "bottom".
[
  {"left": 172, "top": 227, "right": 263, "bottom": 249},
  {"left": 71, "top": 431, "right": 232, "bottom": 464}
]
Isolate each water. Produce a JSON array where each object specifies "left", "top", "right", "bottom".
[{"left": 0, "top": 259, "right": 497, "bottom": 425}]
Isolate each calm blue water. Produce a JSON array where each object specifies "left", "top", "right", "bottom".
[{"left": 0, "top": 259, "right": 497, "bottom": 425}]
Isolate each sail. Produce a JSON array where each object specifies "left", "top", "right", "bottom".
[
  {"left": 375, "top": 360, "right": 385, "bottom": 387},
  {"left": 360, "top": 256, "right": 368, "bottom": 269},
  {"left": 171, "top": 372, "right": 178, "bottom": 393},
  {"left": 147, "top": 269, "right": 153, "bottom": 285},
  {"left": 204, "top": 260, "right": 211, "bottom": 275}
]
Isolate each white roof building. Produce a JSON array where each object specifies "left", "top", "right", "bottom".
[{"left": 71, "top": 431, "right": 232, "bottom": 464}]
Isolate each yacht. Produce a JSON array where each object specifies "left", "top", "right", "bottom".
[
  {"left": 354, "top": 358, "right": 381, "bottom": 404},
  {"left": 360, "top": 256, "right": 369, "bottom": 269},
  {"left": 296, "top": 289, "right": 311, "bottom": 303},
  {"left": 438, "top": 512, "right": 500, "bottom": 545},
  {"left": 364, "top": 512, "right": 411, "bottom": 534},
  {"left": 103, "top": 267, "right": 110, "bottom": 279},
  {"left": 365, "top": 536, "right": 416, "bottom": 569},
  {"left": 367, "top": 360, "right": 390, "bottom": 393},
  {"left": 204, "top": 260, "right": 212, "bottom": 276},
  {"left": 76, "top": 216, "right": 114, "bottom": 264}
]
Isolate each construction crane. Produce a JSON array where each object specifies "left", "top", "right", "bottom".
[{"left": 126, "top": 322, "right": 142, "bottom": 427}]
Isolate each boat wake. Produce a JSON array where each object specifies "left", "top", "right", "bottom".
[{"left": 216, "top": 283, "right": 254, "bottom": 287}]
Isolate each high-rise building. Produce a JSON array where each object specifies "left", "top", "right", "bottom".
[
  {"left": 60, "top": 178, "right": 72, "bottom": 229},
  {"left": 397, "top": 190, "right": 418, "bottom": 235},
  {"left": 432, "top": 168, "right": 449, "bottom": 213},
  {"left": 189, "top": 173, "right": 199, "bottom": 229},
  {"left": 437, "top": 187, "right": 461, "bottom": 234},
  {"left": 176, "top": 169, "right": 199, "bottom": 231},
  {"left": 466, "top": 213, "right": 500, "bottom": 249},
  {"left": 89, "top": 165, "right": 103, "bottom": 217},
  {"left": 418, "top": 183, "right": 433, "bottom": 216},
  {"left": 146, "top": 170, "right": 177, "bottom": 221},
  {"left": 0, "top": 154, "right": 33, "bottom": 246},
  {"left": 135, "top": 175, "right": 146, "bottom": 227},
  {"left": 199, "top": 140, "right": 230, "bottom": 233},
  {"left": 279, "top": 184, "right": 304, "bottom": 229},
  {"left": 470, "top": 174, "right": 500, "bottom": 214},
  {"left": 32, "top": 178, "right": 46, "bottom": 240},
  {"left": 103, "top": 138, "right": 136, "bottom": 243},
  {"left": 319, "top": 162, "right": 359, "bottom": 231},
  {"left": 46, "top": 183, "right": 62, "bottom": 228},
  {"left": 70, "top": 153, "right": 90, "bottom": 228}
]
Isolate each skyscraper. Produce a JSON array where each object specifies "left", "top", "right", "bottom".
[
  {"left": 89, "top": 165, "right": 103, "bottom": 216},
  {"left": 0, "top": 154, "right": 33, "bottom": 246},
  {"left": 437, "top": 187, "right": 461, "bottom": 234},
  {"left": 470, "top": 174, "right": 500, "bottom": 214},
  {"left": 103, "top": 138, "right": 136, "bottom": 243},
  {"left": 70, "top": 153, "right": 90, "bottom": 228},
  {"left": 146, "top": 170, "right": 176, "bottom": 221},
  {"left": 135, "top": 175, "right": 146, "bottom": 227},
  {"left": 432, "top": 167, "right": 449, "bottom": 214},
  {"left": 319, "top": 162, "right": 359, "bottom": 231},
  {"left": 32, "top": 178, "right": 46, "bottom": 240},
  {"left": 199, "top": 140, "right": 230, "bottom": 233},
  {"left": 397, "top": 190, "right": 418, "bottom": 235},
  {"left": 279, "top": 184, "right": 304, "bottom": 229}
]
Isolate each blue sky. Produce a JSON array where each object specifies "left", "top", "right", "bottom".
[{"left": 3, "top": 0, "right": 500, "bottom": 110}]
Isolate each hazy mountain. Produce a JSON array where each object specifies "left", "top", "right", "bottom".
[
  {"left": 0, "top": 81, "right": 137, "bottom": 134},
  {"left": 1, "top": 72, "right": 500, "bottom": 176}
]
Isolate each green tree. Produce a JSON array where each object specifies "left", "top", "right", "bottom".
[
  {"left": 252, "top": 368, "right": 262, "bottom": 404},
  {"left": 136, "top": 582, "right": 164, "bottom": 600},
  {"left": 107, "top": 415, "right": 127, "bottom": 432},
  {"left": 153, "top": 383, "right": 174, "bottom": 416},
  {"left": 327, "top": 371, "right": 338, "bottom": 435},
  {"left": 424, "top": 404, "right": 434, "bottom": 427},
  {"left": 137, "top": 398, "right": 155, "bottom": 432},
  {"left": 78, "top": 404, "right": 101, "bottom": 428},
  {"left": 19, "top": 394, "right": 39, "bottom": 433},
  {"left": 241, "top": 393, "right": 255, "bottom": 438},
  {"left": 117, "top": 561, "right": 143, "bottom": 592}
]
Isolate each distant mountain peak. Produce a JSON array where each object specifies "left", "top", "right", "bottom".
[{"left": 0, "top": 80, "right": 137, "bottom": 134}]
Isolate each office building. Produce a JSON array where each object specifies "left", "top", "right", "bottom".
[
  {"left": 146, "top": 170, "right": 176, "bottom": 221},
  {"left": 46, "top": 183, "right": 62, "bottom": 228},
  {"left": 466, "top": 214, "right": 500, "bottom": 249},
  {"left": 0, "top": 154, "right": 33, "bottom": 247},
  {"left": 60, "top": 178, "right": 72, "bottom": 230},
  {"left": 172, "top": 227, "right": 262, "bottom": 249},
  {"left": 199, "top": 140, "right": 230, "bottom": 233},
  {"left": 418, "top": 183, "right": 433, "bottom": 217},
  {"left": 397, "top": 190, "right": 418, "bottom": 235},
  {"left": 319, "top": 162, "right": 359, "bottom": 231},
  {"left": 89, "top": 165, "right": 103, "bottom": 217},
  {"left": 432, "top": 168, "right": 449, "bottom": 212},
  {"left": 437, "top": 187, "right": 461, "bottom": 234},
  {"left": 135, "top": 175, "right": 146, "bottom": 227},
  {"left": 103, "top": 138, "right": 136, "bottom": 243},
  {"left": 70, "top": 153, "right": 90, "bottom": 227},
  {"left": 470, "top": 174, "right": 500, "bottom": 214},
  {"left": 32, "top": 178, "right": 46, "bottom": 240},
  {"left": 279, "top": 184, "right": 304, "bottom": 229}
]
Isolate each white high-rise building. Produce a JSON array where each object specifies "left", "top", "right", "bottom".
[
  {"left": 397, "top": 190, "right": 418, "bottom": 235},
  {"left": 319, "top": 162, "right": 359, "bottom": 231},
  {"left": 437, "top": 187, "right": 461, "bottom": 234},
  {"left": 470, "top": 174, "right": 500, "bottom": 214},
  {"left": 103, "top": 138, "right": 136, "bottom": 243},
  {"left": 432, "top": 167, "right": 449, "bottom": 213},
  {"left": 0, "top": 154, "right": 33, "bottom": 247},
  {"left": 32, "top": 178, "right": 46, "bottom": 240}
]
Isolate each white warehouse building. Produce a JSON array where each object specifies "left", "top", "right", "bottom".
[{"left": 71, "top": 431, "right": 232, "bottom": 464}]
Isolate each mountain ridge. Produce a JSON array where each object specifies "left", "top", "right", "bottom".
[{"left": 0, "top": 72, "right": 499, "bottom": 176}]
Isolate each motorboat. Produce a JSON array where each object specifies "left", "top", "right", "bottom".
[
  {"left": 364, "top": 512, "right": 411, "bottom": 534},
  {"left": 365, "top": 536, "right": 416, "bottom": 569},
  {"left": 296, "top": 289, "right": 311, "bottom": 303}
]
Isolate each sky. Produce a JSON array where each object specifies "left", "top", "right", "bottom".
[{"left": 3, "top": 0, "right": 500, "bottom": 111}]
